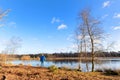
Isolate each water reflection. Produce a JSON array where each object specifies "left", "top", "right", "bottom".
[
  {"left": 10, "top": 58, "right": 120, "bottom": 72},
  {"left": 52, "top": 60, "right": 78, "bottom": 65}
]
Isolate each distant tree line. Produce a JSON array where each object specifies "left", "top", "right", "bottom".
[{"left": 15, "top": 51, "right": 120, "bottom": 59}]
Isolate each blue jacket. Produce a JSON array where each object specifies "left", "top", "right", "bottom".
[{"left": 40, "top": 56, "right": 46, "bottom": 62}]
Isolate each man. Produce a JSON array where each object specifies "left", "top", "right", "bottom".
[{"left": 40, "top": 54, "right": 46, "bottom": 67}]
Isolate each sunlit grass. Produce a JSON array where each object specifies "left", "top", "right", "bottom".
[{"left": 48, "top": 65, "right": 58, "bottom": 72}]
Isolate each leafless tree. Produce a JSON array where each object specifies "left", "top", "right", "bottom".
[
  {"left": 0, "top": 9, "right": 10, "bottom": 20},
  {"left": 4, "top": 36, "right": 22, "bottom": 54},
  {"left": 0, "top": 9, "right": 10, "bottom": 62},
  {"left": 77, "top": 9, "right": 104, "bottom": 72},
  {"left": 75, "top": 22, "right": 88, "bottom": 71},
  {"left": 106, "top": 41, "right": 115, "bottom": 53},
  {"left": 74, "top": 28, "right": 81, "bottom": 71}
]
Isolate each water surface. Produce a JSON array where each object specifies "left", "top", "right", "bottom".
[{"left": 9, "top": 58, "right": 120, "bottom": 72}]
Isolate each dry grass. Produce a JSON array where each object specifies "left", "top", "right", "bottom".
[
  {"left": 21, "top": 56, "right": 31, "bottom": 60},
  {"left": 0, "top": 65, "right": 120, "bottom": 80}
]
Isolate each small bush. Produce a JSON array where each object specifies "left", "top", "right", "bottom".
[
  {"left": 27, "top": 64, "right": 31, "bottom": 66},
  {"left": 59, "top": 66, "right": 70, "bottom": 70},
  {"left": 21, "top": 56, "right": 31, "bottom": 60},
  {"left": 5, "top": 62, "right": 14, "bottom": 66},
  {"left": 48, "top": 65, "right": 58, "bottom": 72},
  {"left": 104, "top": 69, "right": 119, "bottom": 75},
  {"left": 18, "top": 63, "right": 24, "bottom": 66},
  {"left": 96, "top": 68, "right": 120, "bottom": 75},
  {"left": 59, "top": 66, "right": 81, "bottom": 72},
  {"left": 76, "top": 68, "right": 82, "bottom": 72},
  {"left": 95, "top": 69, "right": 103, "bottom": 72}
]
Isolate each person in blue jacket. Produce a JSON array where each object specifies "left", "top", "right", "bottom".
[{"left": 40, "top": 54, "right": 46, "bottom": 66}]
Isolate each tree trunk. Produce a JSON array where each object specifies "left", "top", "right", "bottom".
[
  {"left": 91, "top": 39, "right": 94, "bottom": 72},
  {"left": 91, "top": 53, "right": 94, "bottom": 72}
]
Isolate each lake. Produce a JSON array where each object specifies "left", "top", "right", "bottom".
[{"left": 8, "top": 58, "right": 120, "bottom": 72}]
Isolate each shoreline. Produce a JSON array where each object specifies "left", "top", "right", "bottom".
[
  {"left": 1, "top": 57, "right": 120, "bottom": 61},
  {"left": 46, "top": 57, "right": 120, "bottom": 61}
]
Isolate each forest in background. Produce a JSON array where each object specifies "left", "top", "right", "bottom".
[{"left": 14, "top": 51, "right": 120, "bottom": 59}]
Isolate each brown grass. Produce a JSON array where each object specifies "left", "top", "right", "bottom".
[
  {"left": 0, "top": 65, "right": 120, "bottom": 80},
  {"left": 21, "top": 55, "right": 31, "bottom": 60}
]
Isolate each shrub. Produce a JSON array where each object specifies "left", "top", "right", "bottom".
[
  {"left": 6, "top": 62, "right": 14, "bottom": 66},
  {"left": 48, "top": 65, "right": 58, "bottom": 72},
  {"left": 18, "top": 63, "right": 24, "bottom": 66},
  {"left": 95, "top": 69, "right": 103, "bottom": 72},
  {"left": 27, "top": 64, "right": 31, "bottom": 66},
  {"left": 104, "top": 69, "right": 120, "bottom": 75},
  {"left": 0, "top": 54, "right": 8, "bottom": 63},
  {"left": 95, "top": 68, "right": 120, "bottom": 75},
  {"left": 59, "top": 66, "right": 70, "bottom": 70},
  {"left": 21, "top": 56, "right": 31, "bottom": 60}
]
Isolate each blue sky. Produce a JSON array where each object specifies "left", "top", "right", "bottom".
[{"left": 0, "top": 0, "right": 120, "bottom": 54}]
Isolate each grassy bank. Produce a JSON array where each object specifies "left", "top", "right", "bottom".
[{"left": 0, "top": 64, "right": 120, "bottom": 80}]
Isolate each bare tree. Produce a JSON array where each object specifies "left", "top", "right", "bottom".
[
  {"left": 74, "top": 28, "right": 81, "bottom": 71},
  {"left": 75, "top": 29, "right": 81, "bottom": 53},
  {"left": 0, "top": 9, "right": 10, "bottom": 20},
  {"left": 4, "top": 36, "right": 22, "bottom": 54},
  {"left": 0, "top": 9, "right": 10, "bottom": 50},
  {"left": 106, "top": 41, "right": 115, "bottom": 53},
  {"left": 75, "top": 22, "right": 88, "bottom": 71},
  {"left": 77, "top": 9, "right": 104, "bottom": 72},
  {"left": 0, "top": 9, "right": 10, "bottom": 63}
]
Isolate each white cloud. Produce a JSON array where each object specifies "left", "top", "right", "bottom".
[
  {"left": 67, "top": 44, "right": 78, "bottom": 52},
  {"left": 51, "top": 17, "right": 60, "bottom": 24},
  {"left": 114, "top": 13, "right": 120, "bottom": 18},
  {"left": 8, "top": 21, "right": 16, "bottom": 28},
  {"left": 113, "top": 26, "right": 120, "bottom": 30},
  {"left": 104, "top": 33, "right": 112, "bottom": 40},
  {"left": 67, "top": 34, "right": 74, "bottom": 41},
  {"left": 101, "top": 14, "right": 108, "bottom": 19},
  {"left": 103, "top": 1, "right": 110, "bottom": 8},
  {"left": 114, "top": 41, "right": 120, "bottom": 52},
  {"left": 57, "top": 24, "right": 67, "bottom": 30},
  {"left": 75, "top": 35, "right": 90, "bottom": 40},
  {"left": 54, "top": 44, "right": 78, "bottom": 53},
  {"left": 94, "top": 39, "right": 101, "bottom": 44},
  {"left": 76, "top": 35, "right": 82, "bottom": 40},
  {"left": 0, "top": 24, "right": 5, "bottom": 27},
  {"left": 0, "top": 21, "right": 16, "bottom": 28},
  {"left": 32, "top": 38, "right": 39, "bottom": 41},
  {"left": 9, "top": 22, "right": 16, "bottom": 25}
]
